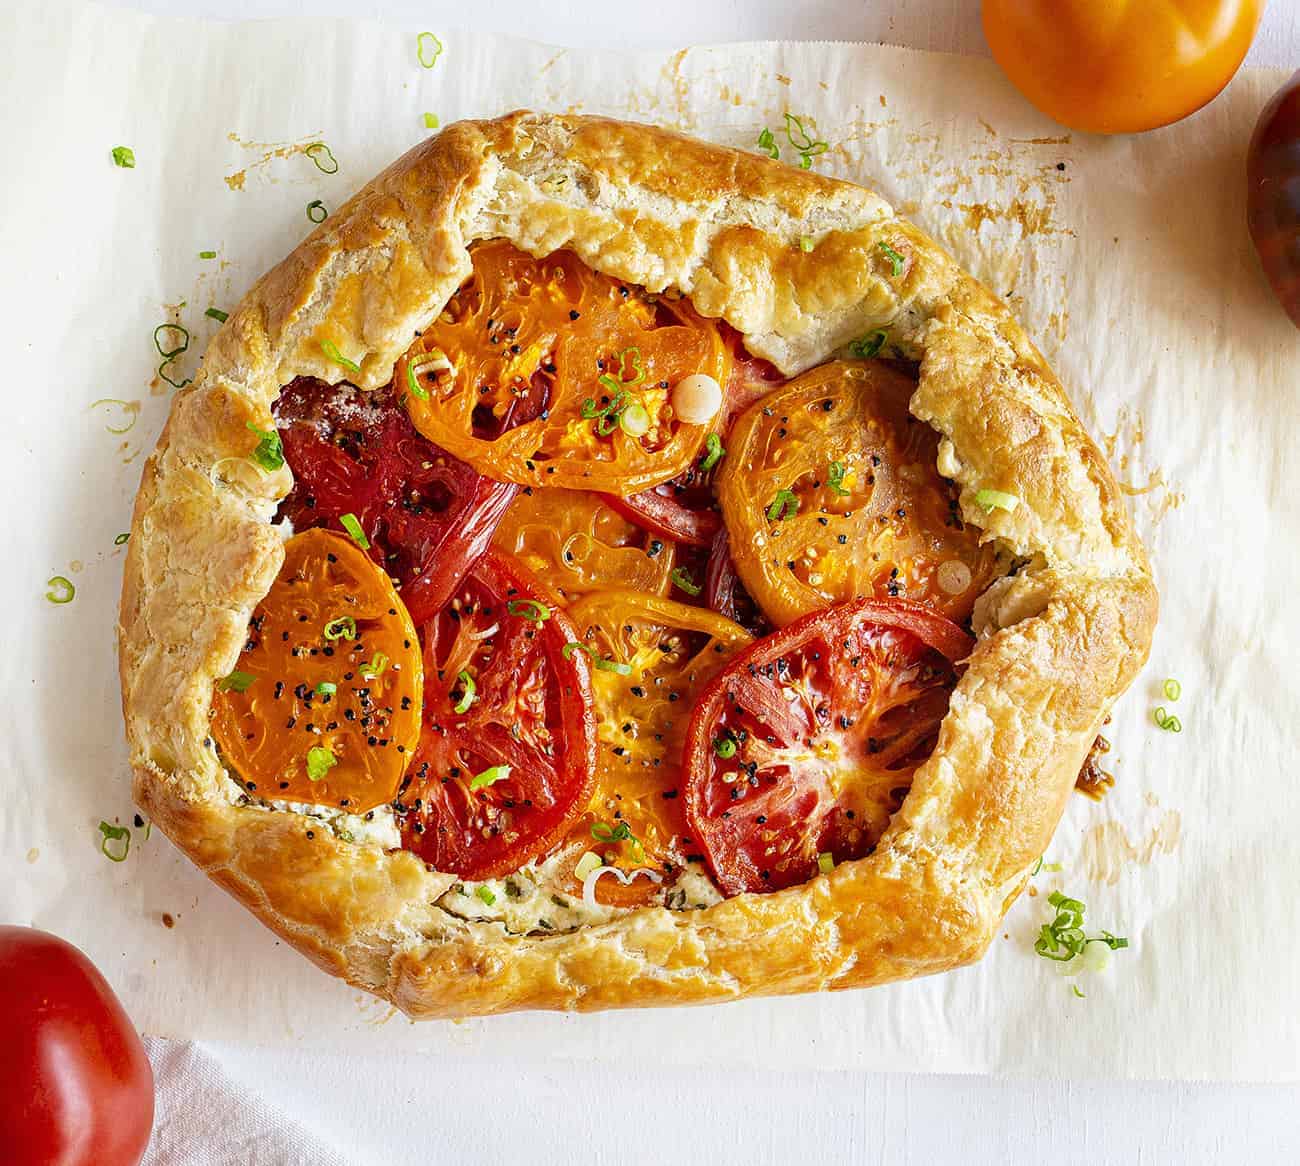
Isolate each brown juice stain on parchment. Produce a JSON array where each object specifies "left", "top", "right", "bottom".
[
  {"left": 1083, "top": 811, "right": 1182, "bottom": 886},
  {"left": 224, "top": 132, "right": 325, "bottom": 191}
]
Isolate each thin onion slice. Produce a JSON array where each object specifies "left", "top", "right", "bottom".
[{"left": 581, "top": 864, "right": 663, "bottom": 908}]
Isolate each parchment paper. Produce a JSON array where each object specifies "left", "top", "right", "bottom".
[{"left": 3, "top": 0, "right": 1297, "bottom": 1082}]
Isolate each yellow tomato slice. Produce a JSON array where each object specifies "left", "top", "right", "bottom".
[
  {"left": 718, "top": 360, "right": 1000, "bottom": 629},
  {"left": 396, "top": 240, "right": 732, "bottom": 493},
  {"left": 212, "top": 528, "right": 423, "bottom": 812},
  {"left": 560, "top": 590, "right": 752, "bottom": 905}
]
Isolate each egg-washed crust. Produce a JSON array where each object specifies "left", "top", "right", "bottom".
[{"left": 118, "top": 111, "right": 1156, "bottom": 1018}]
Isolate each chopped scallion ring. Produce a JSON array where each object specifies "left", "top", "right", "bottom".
[
  {"left": 452, "top": 669, "right": 476, "bottom": 714},
  {"left": 1033, "top": 889, "right": 1128, "bottom": 964},
  {"left": 562, "top": 641, "right": 596, "bottom": 662},
  {"left": 245, "top": 421, "right": 285, "bottom": 472},
  {"left": 713, "top": 735, "right": 737, "bottom": 760},
  {"left": 111, "top": 146, "right": 136, "bottom": 169},
  {"left": 405, "top": 351, "right": 450, "bottom": 400},
  {"left": 619, "top": 401, "right": 652, "bottom": 437},
  {"left": 306, "top": 746, "right": 337, "bottom": 781},
  {"left": 878, "top": 241, "right": 906, "bottom": 277},
  {"left": 595, "top": 657, "right": 633, "bottom": 676},
  {"left": 782, "top": 113, "right": 829, "bottom": 168},
  {"left": 98, "top": 821, "right": 131, "bottom": 862},
  {"left": 817, "top": 852, "right": 835, "bottom": 875},
  {"left": 45, "top": 575, "right": 75, "bottom": 605},
  {"left": 319, "top": 339, "right": 361, "bottom": 376},
  {"left": 766, "top": 488, "right": 799, "bottom": 521},
  {"left": 799, "top": 235, "right": 815, "bottom": 253},
  {"left": 417, "top": 31, "right": 444, "bottom": 68},
  {"left": 323, "top": 616, "right": 357, "bottom": 641},
  {"left": 360, "top": 652, "right": 389, "bottom": 680},
  {"left": 1153, "top": 707, "right": 1183, "bottom": 733},
  {"left": 305, "top": 142, "right": 339, "bottom": 174},
  {"left": 306, "top": 199, "right": 328, "bottom": 224},
  {"left": 1163, "top": 677, "right": 1181, "bottom": 701},
  {"left": 470, "top": 765, "right": 510, "bottom": 791},
  {"left": 507, "top": 598, "right": 550, "bottom": 623},
  {"left": 827, "top": 460, "right": 850, "bottom": 496},
  {"left": 849, "top": 330, "right": 887, "bottom": 360},
  {"left": 757, "top": 126, "right": 779, "bottom": 159},
  {"left": 1072, "top": 984, "right": 1085, "bottom": 999},
  {"left": 475, "top": 884, "right": 496, "bottom": 906},
  {"left": 114, "top": 533, "right": 130, "bottom": 546},
  {"left": 90, "top": 398, "right": 139, "bottom": 435},
  {"left": 339, "top": 512, "right": 369, "bottom": 549},
  {"left": 670, "top": 566, "right": 701, "bottom": 596},
  {"left": 590, "top": 820, "right": 633, "bottom": 844},
  {"left": 699, "top": 432, "right": 725, "bottom": 472},
  {"left": 315, "top": 682, "right": 338, "bottom": 696},
  {"left": 219, "top": 671, "right": 256, "bottom": 693},
  {"left": 205, "top": 307, "right": 229, "bottom": 323},
  {"left": 424, "top": 112, "right": 439, "bottom": 129},
  {"left": 975, "top": 488, "right": 1020, "bottom": 513},
  {"left": 199, "top": 250, "right": 217, "bottom": 260},
  {"left": 154, "top": 324, "right": 190, "bottom": 360}
]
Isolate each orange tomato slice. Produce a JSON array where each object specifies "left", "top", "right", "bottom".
[
  {"left": 212, "top": 528, "right": 423, "bottom": 812},
  {"left": 397, "top": 240, "right": 732, "bottom": 494}
]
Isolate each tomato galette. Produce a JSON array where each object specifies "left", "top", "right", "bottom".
[{"left": 118, "top": 113, "right": 1156, "bottom": 1017}]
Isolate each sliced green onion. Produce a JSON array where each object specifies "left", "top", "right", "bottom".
[
  {"left": 306, "top": 745, "right": 337, "bottom": 781},
  {"left": 670, "top": 567, "right": 701, "bottom": 596},
  {"left": 306, "top": 199, "right": 328, "bottom": 224},
  {"left": 245, "top": 421, "right": 284, "bottom": 472},
  {"left": 766, "top": 488, "right": 799, "bottom": 521},
  {"left": 699, "top": 432, "right": 725, "bottom": 472},
  {"left": 158, "top": 360, "right": 191, "bottom": 389},
  {"left": 405, "top": 352, "right": 449, "bottom": 400},
  {"left": 1030, "top": 856, "right": 1044, "bottom": 876},
  {"left": 219, "top": 670, "right": 256, "bottom": 693},
  {"left": 315, "top": 681, "right": 337, "bottom": 696},
  {"left": 582, "top": 389, "right": 626, "bottom": 421},
  {"left": 817, "top": 852, "right": 835, "bottom": 875},
  {"left": 424, "top": 112, "right": 439, "bottom": 129},
  {"left": 827, "top": 460, "right": 850, "bottom": 496},
  {"left": 849, "top": 330, "right": 887, "bottom": 360},
  {"left": 595, "top": 657, "right": 632, "bottom": 676},
  {"left": 714, "top": 735, "right": 737, "bottom": 760},
  {"left": 90, "top": 398, "right": 138, "bottom": 435},
  {"left": 878, "top": 241, "right": 906, "bottom": 277},
  {"left": 470, "top": 765, "right": 511, "bottom": 791},
  {"left": 154, "top": 323, "right": 190, "bottom": 359},
  {"left": 563, "top": 641, "right": 596, "bottom": 662},
  {"left": 199, "top": 250, "right": 217, "bottom": 260},
  {"left": 799, "top": 235, "right": 815, "bottom": 253},
  {"left": 323, "top": 615, "right": 357, "bottom": 641},
  {"left": 114, "top": 533, "right": 130, "bottom": 546},
  {"left": 757, "top": 126, "right": 779, "bottom": 159},
  {"left": 562, "top": 641, "right": 631, "bottom": 675},
  {"left": 1163, "top": 678, "right": 1181, "bottom": 701},
  {"left": 475, "top": 884, "right": 496, "bottom": 906},
  {"left": 783, "top": 113, "right": 828, "bottom": 168},
  {"left": 305, "top": 142, "right": 338, "bottom": 174},
  {"left": 452, "top": 669, "right": 476, "bottom": 714},
  {"left": 507, "top": 598, "right": 550, "bottom": 623},
  {"left": 98, "top": 821, "right": 131, "bottom": 861},
  {"left": 360, "top": 652, "right": 389, "bottom": 680},
  {"left": 1072, "top": 984, "right": 1085, "bottom": 999},
  {"left": 619, "top": 401, "right": 652, "bottom": 437},
  {"left": 417, "top": 31, "right": 444, "bottom": 68},
  {"left": 591, "top": 820, "right": 633, "bottom": 844},
  {"left": 975, "top": 488, "right": 1019, "bottom": 514},
  {"left": 45, "top": 576, "right": 75, "bottom": 604},
  {"left": 111, "top": 146, "right": 135, "bottom": 169},
  {"left": 205, "top": 307, "right": 229, "bottom": 323},
  {"left": 320, "top": 339, "right": 361, "bottom": 376},
  {"left": 339, "top": 512, "right": 369, "bottom": 549},
  {"left": 1033, "top": 890, "right": 1127, "bottom": 965},
  {"left": 574, "top": 851, "right": 603, "bottom": 881},
  {"left": 1153, "top": 707, "right": 1183, "bottom": 733}
]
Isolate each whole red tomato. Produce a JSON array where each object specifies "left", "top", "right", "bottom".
[{"left": 0, "top": 927, "right": 154, "bottom": 1166}]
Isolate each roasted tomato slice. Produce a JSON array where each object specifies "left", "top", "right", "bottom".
[
  {"left": 560, "top": 590, "right": 752, "bottom": 906},
  {"left": 396, "top": 550, "right": 597, "bottom": 879},
  {"left": 718, "top": 359, "right": 1001, "bottom": 628},
  {"left": 274, "top": 378, "right": 517, "bottom": 626},
  {"left": 396, "top": 240, "right": 732, "bottom": 493},
  {"left": 212, "top": 529, "right": 423, "bottom": 811},
  {"left": 683, "top": 598, "right": 971, "bottom": 895}
]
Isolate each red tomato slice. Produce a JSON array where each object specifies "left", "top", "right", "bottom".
[
  {"left": 274, "top": 378, "right": 517, "bottom": 625},
  {"left": 397, "top": 550, "right": 597, "bottom": 878},
  {"left": 683, "top": 598, "right": 971, "bottom": 895},
  {"left": 0, "top": 927, "right": 154, "bottom": 1166},
  {"left": 703, "top": 525, "right": 769, "bottom": 637},
  {"left": 601, "top": 472, "right": 721, "bottom": 548}
]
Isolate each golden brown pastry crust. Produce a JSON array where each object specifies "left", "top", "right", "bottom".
[{"left": 118, "top": 112, "right": 1157, "bottom": 1018}]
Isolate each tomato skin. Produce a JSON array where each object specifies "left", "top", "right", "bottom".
[
  {"left": 683, "top": 599, "right": 971, "bottom": 895},
  {"left": 0, "top": 927, "right": 153, "bottom": 1166},
  {"left": 1247, "top": 71, "right": 1300, "bottom": 328},
  {"left": 983, "top": 0, "right": 1261, "bottom": 134}
]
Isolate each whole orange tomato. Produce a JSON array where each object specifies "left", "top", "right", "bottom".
[{"left": 983, "top": 0, "right": 1263, "bottom": 134}]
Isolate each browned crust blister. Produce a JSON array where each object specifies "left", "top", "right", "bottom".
[{"left": 117, "top": 112, "right": 1157, "bottom": 1018}]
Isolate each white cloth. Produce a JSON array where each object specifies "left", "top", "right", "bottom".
[{"left": 143, "top": 1038, "right": 354, "bottom": 1166}]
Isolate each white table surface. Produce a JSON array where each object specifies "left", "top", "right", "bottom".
[{"left": 99, "top": 1, "right": 1300, "bottom": 1162}]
